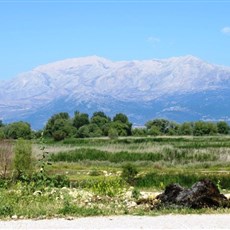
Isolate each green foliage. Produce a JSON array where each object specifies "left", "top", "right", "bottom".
[
  {"left": 110, "top": 121, "right": 130, "bottom": 136},
  {"left": 193, "top": 121, "right": 218, "bottom": 136},
  {"left": 73, "top": 111, "right": 90, "bottom": 129},
  {"left": 113, "top": 113, "right": 132, "bottom": 136},
  {"left": 136, "top": 172, "right": 230, "bottom": 190},
  {"left": 0, "top": 204, "right": 14, "bottom": 216},
  {"left": 13, "top": 139, "right": 33, "bottom": 178},
  {"left": 44, "top": 112, "right": 75, "bottom": 141},
  {"left": 121, "top": 163, "right": 138, "bottom": 185},
  {"left": 59, "top": 202, "right": 103, "bottom": 216},
  {"left": 77, "top": 124, "right": 103, "bottom": 138},
  {"left": 179, "top": 122, "right": 193, "bottom": 135},
  {"left": 4, "top": 121, "right": 32, "bottom": 139},
  {"left": 148, "top": 125, "right": 161, "bottom": 136},
  {"left": 0, "top": 128, "right": 5, "bottom": 140},
  {"left": 132, "top": 188, "right": 141, "bottom": 200},
  {"left": 132, "top": 128, "right": 147, "bottom": 136},
  {"left": 92, "top": 178, "right": 125, "bottom": 197},
  {"left": 217, "top": 121, "right": 229, "bottom": 134},
  {"left": 146, "top": 119, "right": 170, "bottom": 134},
  {"left": 108, "top": 127, "right": 118, "bottom": 139}
]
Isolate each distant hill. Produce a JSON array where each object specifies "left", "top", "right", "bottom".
[{"left": 1, "top": 55, "right": 230, "bottom": 129}]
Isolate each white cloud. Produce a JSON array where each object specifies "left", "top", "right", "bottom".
[{"left": 221, "top": 27, "right": 230, "bottom": 35}]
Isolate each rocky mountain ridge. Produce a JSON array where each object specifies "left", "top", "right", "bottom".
[{"left": 1, "top": 55, "right": 230, "bottom": 129}]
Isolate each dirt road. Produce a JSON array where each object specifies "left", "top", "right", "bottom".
[{"left": 0, "top": 214, "right": 230, "bottom": 229}]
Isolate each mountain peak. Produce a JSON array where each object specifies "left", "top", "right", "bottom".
[{"left": 1, "top": 55, "right": 230, "bottom": 129}]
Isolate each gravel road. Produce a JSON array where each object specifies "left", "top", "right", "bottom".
[{"left": 0, "top": 214, "right": 230, "bottom": 229}]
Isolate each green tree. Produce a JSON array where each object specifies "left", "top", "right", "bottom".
[
  {"left": 113, "top": 113, "right": 129, "bottom": 124},
  {"left": 73, "top": 111, "right": 89, "bottom": 129},
  {"left": 109, "top": 121, "right": 130, "bottom": 136},
  {"left": 193, "top": 121, "right": 217, "bottom": 136},
  {"left": 13, "top": 139, "right": 33, "bottom": 178},
  {"left": 112, "top": 113, "right": 132, "bottom": 136},
  {"left": 77, "top": 124, "right": 102, "bottom": 138},
  {"left": 148, "top": 126, "right": 161, "bottom": 136},
  {"left": 145, "top": 119, "right": 170, "bottom": 134},
  {"left": 44, "top": 112, "right": 75, "bottom": 140},
  {"left": 132, "top": 128, "right": 147, "bottom": 136},
  {"left": 91, "top": 112, "right": 111, "bottom": 136},
  {"left": 108, "top": 127, "right": 118, "bottom": 139},
  {"left": 217, "top": 121, "right": 229, "bottom": 134},
  {"left": 44, "top": 112, "right": 70, "bottom": 137},
  {"left": 179, "top": 122, "right": 193, "bottom": 135},
  {"left": 91, "top": 111, "right": 110, "bottom": 120},
  {"left": 4, "top": 121, "right": 32, "bottom": 139}
]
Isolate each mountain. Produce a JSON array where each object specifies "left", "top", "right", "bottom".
[{"left": 1, "top": 55, "right": 230, "bottom": 130}]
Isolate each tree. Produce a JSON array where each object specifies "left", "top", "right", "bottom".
[
  {"left": 217, "top": 121, "right": 229, "bottom": 134},
  {"left": 179, "top": 122, "right": 193, "bottom": 135},
  {"left": 44, "top": 112, "right": 75, "bottom": 140},
  {"left": 77, "top": 124, "right": 102, "bottom": 138},
  {"left": 112, "top": 113, "right": 132, "bottom": 136},
  {"left": 91, "top": 111, "right": 110, "bottom": 120},
  {"left": 113, "top": 113, "right": 129, "bottom": 124},
  {"left": 44, "top": 112, "right": 70, "bottom": 137},
  {"left": 108, "top": 128, "right": 118, "bottom": 139},
  {"left": 145, "top": 119, "right": 170, "bottom": 135},
  {"left": 91, "top": 113, "right": 111, "bottom": 136},
  {"left": 193, "top": 121, "right": 217, "bottom": 136},
  {"left": 132, "top": 128, "right": 147, "bottom": 136},
  {"left": 4, "top": 121, "right": 32, "bottom": 139},
  {"left": 73, "top": 111, "right": 89, "bottom": 129},
  {"left": 109, "top": 121, "right": 130, "bottom": 136},
  {"left": 13, "top": 139, "right": 33, "bottom": 178}
]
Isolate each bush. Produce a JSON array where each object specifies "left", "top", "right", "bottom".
[
  {"left": 121, "top": 163, "right": 138, "bottom": 185},
  {"left": 108, "top": 128, "right": 118, "bottom": 139},
  {"left": 13, "top": 139, "right": 33, "bottom": 178}
]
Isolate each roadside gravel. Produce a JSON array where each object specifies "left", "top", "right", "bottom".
[{"left": 0, "top": 214, "right": 230, "bottom": 229}]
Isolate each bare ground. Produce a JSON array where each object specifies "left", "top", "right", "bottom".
[{"left": 0, "top": 214, "right": 230, "bottom": 229}]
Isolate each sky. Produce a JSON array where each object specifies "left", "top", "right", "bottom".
[{"left": 0, "top": 0, "right": 230, "bottom": 80}]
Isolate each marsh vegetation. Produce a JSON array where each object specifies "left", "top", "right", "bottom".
[{"left": 0, "top": 135, "right": 230, "bottom": 219}]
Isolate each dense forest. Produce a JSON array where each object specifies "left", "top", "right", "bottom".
[{"left": 0, "top": 111, "right": 229, "bottom": 141}]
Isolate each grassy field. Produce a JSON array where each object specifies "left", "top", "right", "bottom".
[
  {"left": 40, "top": 136, "right": 230, "bottom": 190},
  {"left": 0, "top": 135, "right": 229, "bottom": 219}
]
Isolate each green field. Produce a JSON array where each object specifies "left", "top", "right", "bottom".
[
  {"left": 42, "top": 136, "right": 230, "bottom": 190},
  {"left": 0, "top": 136, "right": 230, "bottom": 219}
]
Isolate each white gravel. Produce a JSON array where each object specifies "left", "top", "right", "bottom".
[{"left": 0, "top": 214, "right": 230, "bottom": 229}]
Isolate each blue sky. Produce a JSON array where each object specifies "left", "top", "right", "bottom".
[{"left": 0, "top": 0, "right": 230, "bottom": 80}]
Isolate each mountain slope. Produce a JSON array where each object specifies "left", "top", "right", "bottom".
[{"left": 1, "top": 55, "right": 230, "bottom": 129}]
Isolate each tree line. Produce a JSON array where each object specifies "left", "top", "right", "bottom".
[{"left": 0, "top": 111, "right": 229, "bottom": 141}]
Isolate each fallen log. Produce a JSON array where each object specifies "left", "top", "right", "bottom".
[{"left": 156, "top": 179, "right": 229, "bottom": 209}]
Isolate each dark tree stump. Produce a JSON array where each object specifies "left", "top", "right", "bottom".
[{"left": 156, "top": 179, "right": 229, "bottom": 209}]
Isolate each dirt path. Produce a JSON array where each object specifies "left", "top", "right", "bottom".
[{"left": 0, "top": 214, "right": 230, "bottom": 229}]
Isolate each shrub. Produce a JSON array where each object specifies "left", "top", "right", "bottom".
[
  {"left": 108, "top": 128, "right": 118, "bottom": 139},
  {"left": 121, "top": 163, "right": 138, "bottom": 185},
  {"left": 13, "top": 139, "right": 33, "bottom": 178}
]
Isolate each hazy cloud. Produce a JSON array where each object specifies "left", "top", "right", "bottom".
[
  {"left": 221, "top": 27, "right": 230, "bottom": 35},
  {"left": 147, "top": 36, "right": 160, "bottom": 44}
]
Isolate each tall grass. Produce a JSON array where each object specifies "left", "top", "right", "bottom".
[
  {"left": 50, "top": 146, "right": 223, "bottom": 165},
  {"left": 136, "top": 172, "right": 230, "bottom": 190}
]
